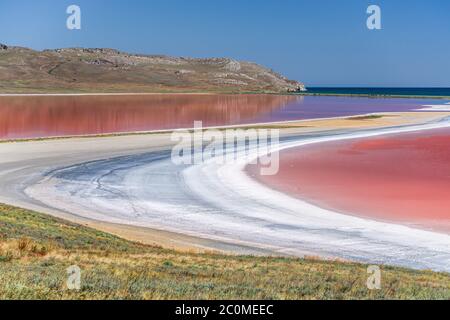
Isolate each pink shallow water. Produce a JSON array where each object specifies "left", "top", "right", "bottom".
[
  {"left": 0, "top": 94, "right": 437, "bottom": 139},
  {"left": 0, "top": 94, "right": 296, "bottom": 139},
  {"left": 248, "top": 129, "right": 450, "bottom": 234}
]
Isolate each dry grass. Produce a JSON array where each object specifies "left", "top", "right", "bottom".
[
  {"left": 0, "top": 203, "right": 449, "bottom": 300},
  {"left": 0, "top": 46, "right": 301, "bottom": 94}
]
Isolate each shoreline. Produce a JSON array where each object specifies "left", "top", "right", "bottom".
[
  {"left": 1, "top": 91, "right": 450, "bottom": 100},
  {"left": 2, "top": 111, "right": 448, "bottom": 271},
  {"left": 2, "top": 202, "right": 448, "bottom": 300},
  {"left": 293, "top": 92, "right": 450, "bottom": 100},
  {"left": 0, "top": 111, "right": 446, "bottom": 144},
  {"left": 1, "top": 93, "right": 448, "bottom": 142},
  {"left": 0, "top": 112, "right": 391, "bottom": 143},
  {"left": 247, "top": 124, "right": 450, "bottom": 236}
]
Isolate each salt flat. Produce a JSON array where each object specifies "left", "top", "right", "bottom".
[{"left": 1, "top": 112, "right": 450, "bottom": 270}]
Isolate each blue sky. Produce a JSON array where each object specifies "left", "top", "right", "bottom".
[{"left": 1, "top": 0, "right": 449, "bottom": 87}]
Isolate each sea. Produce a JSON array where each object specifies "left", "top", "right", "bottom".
[{"left": 302, "top": 87, "right": 450, "bottom": 97}]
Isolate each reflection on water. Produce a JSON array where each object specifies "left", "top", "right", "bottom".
[
  {"left": 0, "top": 94, "right": 433, "bottom": 139},
  {"left": 0, "top": 94, "right": 297, "bottom": 139}
]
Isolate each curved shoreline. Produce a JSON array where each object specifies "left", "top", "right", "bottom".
[
  {"left": 2, "top": 93, "right": 447, "bottom": 141},
  {"left": 250, "top": 128, "right": 450, "bottom": 234},
  {"left": 0, "top": 111, "right": 449, "bottom": 270},
  {"left": 20, "top": 115, "right": 450, "bottom": 272}
]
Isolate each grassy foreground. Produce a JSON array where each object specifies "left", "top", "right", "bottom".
[{"left": 0, "top": 203, "right": 449, "bottom": 300}]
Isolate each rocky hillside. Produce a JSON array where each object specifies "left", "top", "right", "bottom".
[{"left": 0, "top": 44, "right": 305, "bottom": 94}]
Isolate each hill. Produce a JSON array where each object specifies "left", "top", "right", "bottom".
[{"left": 0, "top": 44, "right": 305, "bottom": 94}]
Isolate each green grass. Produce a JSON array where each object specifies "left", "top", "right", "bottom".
[
  {"left": 347, "top": 115, "right": 385, "bottom": 121},
  {"left": 0, "top": 203, "right": 449, "bottom": 300}
]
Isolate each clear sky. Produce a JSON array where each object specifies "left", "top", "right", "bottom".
[{"left": 1, "top": 0, "right": 449, "bottom": 87}]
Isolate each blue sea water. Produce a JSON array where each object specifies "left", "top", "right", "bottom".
[{"left": 303, "top": 88, "right": 450, "bottom": 97}]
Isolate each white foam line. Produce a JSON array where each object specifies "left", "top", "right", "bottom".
[
  {"left": 416, "top": 102, "right": 450, "bottom": 111},
  {"left": 182, "top": 120, "right": 450, "bottom": 270}
]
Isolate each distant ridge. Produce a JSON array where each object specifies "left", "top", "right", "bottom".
[{"left": 0, "top": 43, "right": 305, "bottom": 94}]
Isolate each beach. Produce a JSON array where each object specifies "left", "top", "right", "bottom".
[
  {"left": 1, "top": 109, "right": 449, "bottom": 271},
  {"left": 0, "top": 93, "right": 446, "bottom": 140}
]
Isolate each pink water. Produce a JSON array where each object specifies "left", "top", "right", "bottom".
[
  {"left": 0, "top": 94, "right": 438, "bottom": 139},
  {"left": 248, "top": 128, "right": 450, "bottom": 234}
]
